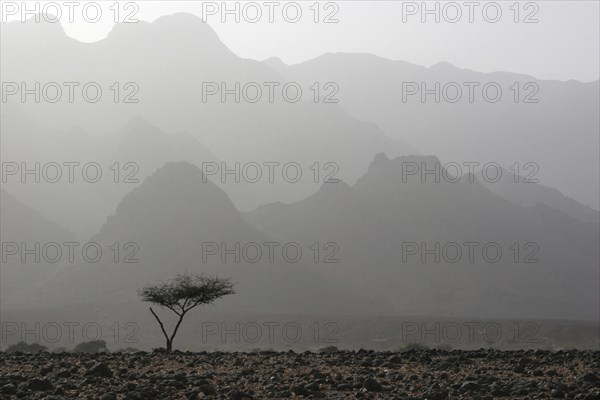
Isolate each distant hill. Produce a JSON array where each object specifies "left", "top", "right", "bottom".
[
  {"left": 271, "top": 53, "right": 600, "bottom": 209},
  {"left": 247, "top": 154, "right": 600, "bottom": 320},
  {"left": 480, "top": 168, "right": 600, "bottom": 224},
  {"left": 0, "top": 189, "right": 75, "bottom": 302},
  {"left": 1, "top": 14, "right": 417, "bottom": 211},
  {"left": 0, "top": 189, "right": 74, "bottom": 243},
  {"left": 1, "top": 105, "right": 218, "bottom": 239},
  {"left": 14, "top": 162, "right": 377, "bottom": 320}
]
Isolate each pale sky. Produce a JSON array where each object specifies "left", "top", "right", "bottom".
[{"left": 2, "top": 0, "right": 599, "bottom": 82}]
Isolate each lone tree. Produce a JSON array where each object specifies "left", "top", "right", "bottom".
[{"left": 138, "top": 273, "right": 234, "bottom": 351}]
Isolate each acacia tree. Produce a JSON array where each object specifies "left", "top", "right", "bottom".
[{"left": 138, "top": 273, "right": 234, "bottom": 351}]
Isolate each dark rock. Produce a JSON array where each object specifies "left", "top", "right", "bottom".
[
  {"left": 230, "top": 390, "right": 252, "bottom": 400},
  {"left": 90, "top": 362, "right": 112, "bottom": 378},
  {"left": 199, "top": 384, "right": 216, "bottom": 395},
  {"left": 460, "top": 381, "right": 481, "bottom": 390},
  {"left": 173, "top": 372, "right": 187, "bottom": 381},
  {"left": 57, "top": 370, "right": 71, "bottom": 378},
  {"left": 582, "top": 373, "right": 600, "bottom": 383},
  {"left": 292, "top": 386, "right": 310, "bottom": 396},
  {"left": 425, "top": 383, "right": 449, "bottom": 400},
  {"left": 28, "top": 378, "right": 53, "bottom": 391},
  {"left": 1, "top": 383, "right": 17, "bottom": 394},
  {"left": 363, "top": 377, "right": 382, "bottom": 392}
]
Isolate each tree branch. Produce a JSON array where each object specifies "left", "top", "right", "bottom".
[
  {"left": 169, "top": 311, "right": 186, "bottom": 343},
  {"left": 164, "top": 304, "right": 182, "bottom": 317},
  {"left": 149, "top": 307, "right": 170, "bottom": 344}
]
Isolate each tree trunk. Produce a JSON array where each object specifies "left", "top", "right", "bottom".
[
  {"left": 167, "top": 313, "right": 186, "bottom": 353},
  {"left": 149, "top": 307, "right": 172, "bottom": 352}
]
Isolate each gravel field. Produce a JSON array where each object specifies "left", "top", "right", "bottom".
[{"left": 1, "top": 349, "right": 600, "bottom": 399}]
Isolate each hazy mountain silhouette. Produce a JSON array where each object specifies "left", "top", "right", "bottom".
[
  {"left": 2, "top": 12, "right": 598, "bottom": 343},
  {"left": 0, "top": 189, "right": 75, "bottom": 302},
  {"left": 481, "top": 168, "right": 600, "bottom": 224},
  {"left": 1, "top": 104, "right": 218, "bottom": 238},
  {"left": 2, "top": 14, "right": 417, "bottom": 212},
  {"left": 271, "top": 54, "right": 600, "bottom": 209},
  {"left": 5, "top": 14, "right": 597, "bottom": 209},
  {"left": 10, "top": 162, "right": 379, "bottom": 322},
  {"left": 0, "top": 189, "right": 74, "bottom": 243},
  {"left": 247, "top": 154, "right": 599, "bottom": 320},
  {"left": 10, "top": 156, "right": 596, "bottom": 321}
]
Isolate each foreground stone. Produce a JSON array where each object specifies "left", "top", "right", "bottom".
[{"left": 0, "top": 349, "right": 599, "bottom": 399}]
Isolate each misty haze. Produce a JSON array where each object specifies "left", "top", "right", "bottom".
[{"left": 0, "top": 1, "right": 599, "bottom": 399}]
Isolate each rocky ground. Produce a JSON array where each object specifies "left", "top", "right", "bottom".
[{"left": 1, "top": 349, "right": 599, "bottom": 399}]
